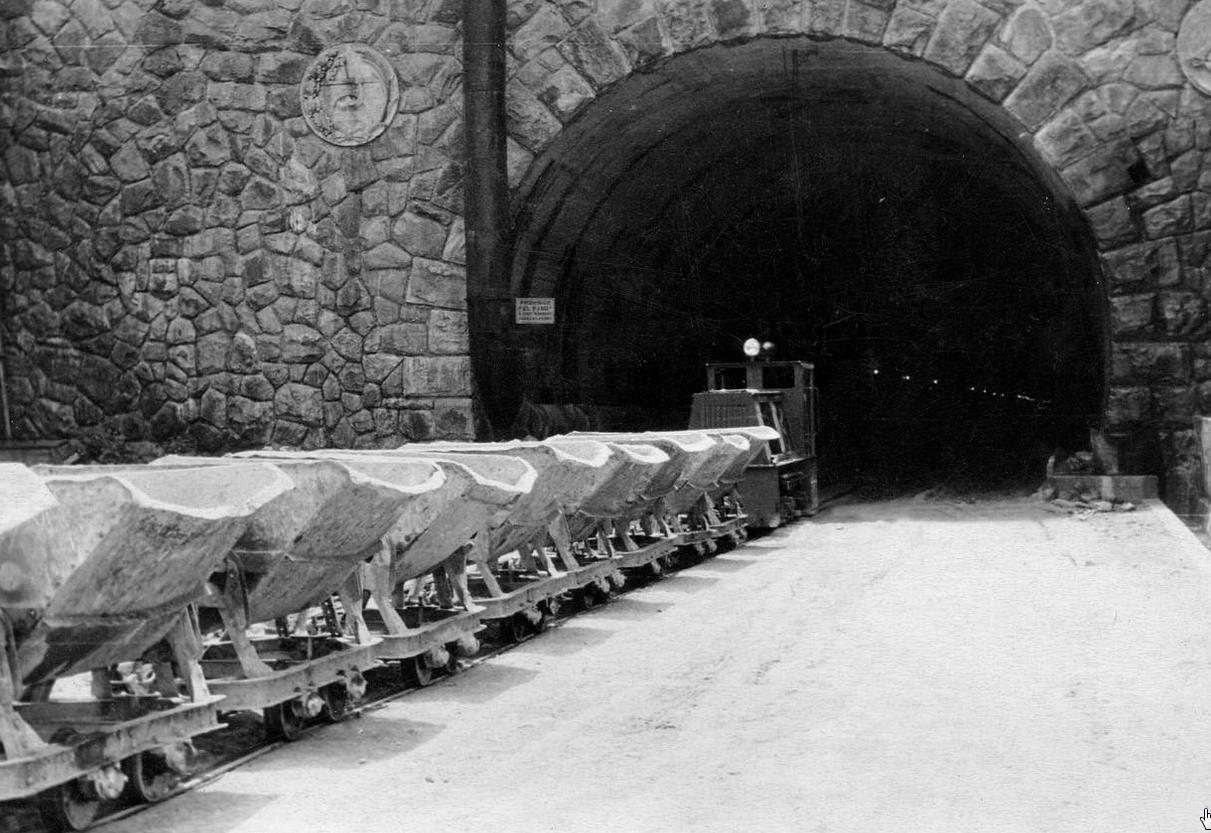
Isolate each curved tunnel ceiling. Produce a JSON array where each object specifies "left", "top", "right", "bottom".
[{"left": 507, "top": 38, "right": 1106, "bottom": 490}]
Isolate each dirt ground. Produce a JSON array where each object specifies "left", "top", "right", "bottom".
[{"left": 92, "top": 496, "right": 1211, "bottom": 833}]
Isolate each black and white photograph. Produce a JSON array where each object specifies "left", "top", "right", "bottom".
[{"left": 2, "top": 0, "right": 1211, "bottom": 830}]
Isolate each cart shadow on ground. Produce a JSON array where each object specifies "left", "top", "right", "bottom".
[
  {"left": 511, "top": 623, "right": 617, "bottom": 658},
  {"left": 691, "top": 554, "right": 761, "bottom": 573},
  {"left": 574, "top": 595, "right": 666, "bottom": 621},
  {"left": 401, "top": 660, "right": 540, "bottom": 706},
  {"left": 91, "top": 792, "right": 275, "bottom": 833},
  {"left": 222, "top": 716, "right": 450, "bottom": 774},
  {"left": 739, "top": 527, "right": 801, "bottom": 547},
  {"left": 645, "top": 573, "right": 721, "bottom": 594}
]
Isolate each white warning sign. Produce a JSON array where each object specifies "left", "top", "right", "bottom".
[{"left": 515, "top": 297, "right": 555, "bottom": 325}]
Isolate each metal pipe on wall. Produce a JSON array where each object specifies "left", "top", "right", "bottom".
[{"left": 462, "top": 0, "right": 516, "bottom": 437}]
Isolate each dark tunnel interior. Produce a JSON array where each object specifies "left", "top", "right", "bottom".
[{"left": 506, "top": 39, "right": 1106, "bottom": 494}]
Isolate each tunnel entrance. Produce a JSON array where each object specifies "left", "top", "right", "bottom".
[{"left": 506, "top": 38, "right": 1106, "bottom": 494}]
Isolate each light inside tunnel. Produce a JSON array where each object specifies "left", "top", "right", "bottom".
[{"left": 506, "top": 39, "right": 1106, "bottom": 492}]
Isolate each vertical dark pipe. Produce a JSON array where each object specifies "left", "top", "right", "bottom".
[{"left": 463, "top": 0, "right": 514, "bottom": 437}]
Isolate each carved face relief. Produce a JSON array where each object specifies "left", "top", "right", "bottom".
[
  {"left": 1179, "top": 0, "right": 1211, "bottom": 96},
  {"left": 300, "top": 44, "right": 401, "bottom": 146}
]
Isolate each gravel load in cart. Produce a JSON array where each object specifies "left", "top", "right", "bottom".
[
  {"left": 239, "top": 449, "right": 536, "bottom": 687},
  {"left": 3, "top": 462, "right": 292, "bottom": 831},
  {"left": 156, "top": 455, "right": 445, "bottom": 741},
  {"left": 413, "top": 440, "right": 640, "bottom": 637}
]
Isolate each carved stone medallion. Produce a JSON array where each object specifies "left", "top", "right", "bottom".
[
  {"left": 1179, "top": 0, "right": 1211, "bottom": 96},
  {"left": 300, "top": 44, "right": 401, "bottom": 146}
]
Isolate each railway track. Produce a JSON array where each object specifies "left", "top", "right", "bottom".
[{"left": 35, "top": 552, "right": 702, "bottom": 832}]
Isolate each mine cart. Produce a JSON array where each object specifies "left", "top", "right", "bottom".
[
  {"left": 415, "top": 440, "right": 637, "bottom": 636},
  {"left": 573, "top": 431, "right": 754, "bottom": 556},
  {"left": 162, "top": 454, "right": 444, "bottom": 740},
  {"left": 3, "top": 462, "right": 291, "bottom": 831},
  {"left": 585, "top": 432, "right": 745, "bottom": 557},
  {"left": 699, "top": 425, "right": 783, "bottom": 541},
  {"left": 648, "top": 426, "right": 781, "bottom": 549},
  {"left": 689, "top": 360, "right": 819, "bottom": 527},
  {"left": 562, "top": 431, "right": 723, "bottom": 570},
  {"left": 667, "top": 433, "right": 751, "bottom": 553},
  {"left": 251, "top": 449, "right": 535, "bottom": 686},
  {"left": 544, "top": 439, "right": 673, "bottom": 578}
]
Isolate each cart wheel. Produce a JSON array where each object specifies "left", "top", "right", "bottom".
[
  {"left": 579, "top": 583, "right": 607, "bottom": 610},
  {"left": 573, "top": 587, "right": 592, "bottom": 611},
  {"left": 263, "top": 701, "right": 306, "bottom": 741},
  {"left": 401, "top": 655, "right": 434, "bottom": 688},
  {"left": 482, "top": 618, "right": 504, "bottom": 644},
  {"left": 37, "top": 780, "right": 101, "bottom": 832},
  {"left": 122, "top": 750, "right": 180, "bottom": 804},
  {"left": 506, "top": 611, "right": 530, "bottom": 643},
  {"left": 443, "top": 643, "right": 462, "bottom": 676},
  {"left": 321, "top": 683, "right": 350, "bottom": 722}
]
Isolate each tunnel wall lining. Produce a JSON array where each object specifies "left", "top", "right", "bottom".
[
  {"left": 501, "top": 0, "right": 1211, "bottom": 496},
  {"left": 0, "top": 0, "right": 1208, "bottom": 482}
]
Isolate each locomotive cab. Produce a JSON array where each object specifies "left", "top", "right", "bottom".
[{"left": 689, "top": 360, "right": 819, "bottom": 528}]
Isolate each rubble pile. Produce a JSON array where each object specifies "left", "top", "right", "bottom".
[{"left": 1035, "top": 480, "right": 1136, "bottom": 517}]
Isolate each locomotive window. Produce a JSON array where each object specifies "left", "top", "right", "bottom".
[
  {"left": 712, "top": 366, "right": 749, "bottom": 390},
  {"left": 760, "top": 365, "right": 795, "bottom": 390},
  {"left": 758, "top": 401, "right": 785, "bottom": 455}
]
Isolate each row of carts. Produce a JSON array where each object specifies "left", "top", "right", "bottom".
[{"left": 0, "top": 427, "right": 782, "bottom": 831}]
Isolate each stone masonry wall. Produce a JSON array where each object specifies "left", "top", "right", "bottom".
[
  {"left": 2, "top": 0, "right": 1211, "bottom": 480},
  {"left": 0, "top": 0, "right": 473, "bottom": 451}
]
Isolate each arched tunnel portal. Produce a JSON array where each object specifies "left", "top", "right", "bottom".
[{"left": 504, "top": 38, "right": 1107, "bottom": 491}]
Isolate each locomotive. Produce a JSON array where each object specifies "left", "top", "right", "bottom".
[{"left": 689, "top": 356, "right": 819, "bottom": 528}]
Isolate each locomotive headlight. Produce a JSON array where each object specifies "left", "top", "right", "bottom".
[{"left": 743, "top": 338, "right": 761, "bottom": 358}]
